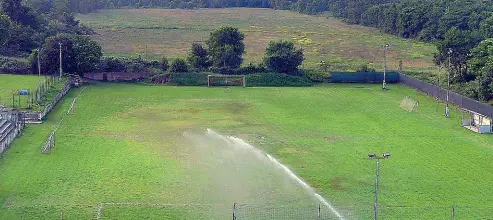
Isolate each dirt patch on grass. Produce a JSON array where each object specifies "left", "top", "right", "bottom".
[{"left": 329, "top": 177, "right": 347, "bottom": 191}]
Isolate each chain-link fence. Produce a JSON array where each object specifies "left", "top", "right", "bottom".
[
  {"left": 2, "top": 204, "right": 493, "bottom": 219},
  {"left": 234, "top": 204, "right": 493, "bottom": 219},
  {"left": 399, "top": 73, "right": 493, "bottom": 118}
]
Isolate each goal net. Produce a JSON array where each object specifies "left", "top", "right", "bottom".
[
  {"left": 400, "top": 96, "right": 419, "bottom": 112},
  {"left": 207, "top": 75, "right": 246, "bottom": 87}
]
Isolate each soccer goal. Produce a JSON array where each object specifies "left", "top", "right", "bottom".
[
  {"left": 207, "top": 75, "right": 246, "bottom": 87},
  {"left": 400, "top": 96, "right": 419, "bottom": 112}
]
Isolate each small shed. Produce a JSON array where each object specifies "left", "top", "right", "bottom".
[{"left": 461, "top": 108, "right": 492, "bottom": 134}]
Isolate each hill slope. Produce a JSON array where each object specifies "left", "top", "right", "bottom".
[{"left": 77, "top": 8, "right": 436, "bottom": 72}]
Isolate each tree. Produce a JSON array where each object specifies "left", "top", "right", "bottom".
[
  {"left": 434, "top": 28, "right": 482, "bottom": 82},
  {"left": 37, "top": 34, "right": 101, "bottom": 76},
  {"left": 263, "top": 40, "right": 303, "bottom": 74},
  {"left": 161, "top": 56, "right": 169, "bottom": 71},
  {"left": 206, "top": 26, "right": 245, "bottom": 69},
  {"left": 187, "top": 43, "right": 211, "bottom": 69},
  {"left": 468, "top": 38, "right": 493, "bottom": 101},
  {"left": 72, "top": 35, "right": 102, "bottom": 74},
  {"left": 170, "top": 58, "right": 188, "bottom": 72}
]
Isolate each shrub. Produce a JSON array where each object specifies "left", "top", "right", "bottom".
[
  {"left": 246, "top": 72, "right": 314, "bottom": 87},
  {"left": 170, "top": 58, "right": 189, "bottom": 72},
  {"left": 0, "top": 56, "right": 31, "bottom": 74}
]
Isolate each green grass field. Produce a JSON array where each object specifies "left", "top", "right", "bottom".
[
  {"left": 1, "top": 83, "right": 493, "bottom": 219},
  {"left": 0, "top": 74, "right": 40, "bottom": 108},
  {"left": 76, "top": 8, "right": 436, "bottom": 73}
]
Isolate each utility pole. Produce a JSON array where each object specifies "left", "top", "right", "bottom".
[
  {"left": 37, "top": 49, "right": 41, "bottom": 87},
  {"left": 446, "top": 48, "right": 452, "bottom": 117},
  {"left": 383, "top": 44, "right": 390, "bottom": 90},
  {"left": 368, "top": 153, "right": 391, "bottom": 220},
  {"left": 59, "top": 42, "right": 63, "bottom": 81}
]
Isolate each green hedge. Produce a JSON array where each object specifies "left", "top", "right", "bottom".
[
  {"left": 245, "top": 72, "right": 314, "bottom": 87},
  {"left": 166, "top": 72, "right": 210, "bottom": 86},
  {"left": 151, "top": 72, "right": 314, "bottom": 87}
]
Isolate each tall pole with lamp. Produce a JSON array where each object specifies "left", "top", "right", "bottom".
[
  {"left": 383, "top": 44, "right": 390, "bottom": 90},
  {"left": 446, "top": 48, "right": 452, "bottom": 117},
  {"left": 368, "top": 152, "right": 391, "bottom": 220}
]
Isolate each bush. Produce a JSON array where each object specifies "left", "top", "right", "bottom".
[
  {"left": 97, "top": 56, "right": 154, "bottom": 73},
  {"left": 210, "top": 66, "right": 235, "bottom": 75},
  {"left": 246, "top": 72, "right": 314, "bottom": 87},
  {"left": 235, "top": 63, "right": 268, "bottom": 75},
  {"left": 167, "top": 72, "right": 209, "bottom": 85},
  {"left": 303, "top": 69, "right": 331, "bottom": 82},
  {"left": 170, "top": 58, "right": 189, "bottom": 72},
  {"left": 209, "top": 63, "right": 268, "bottom": 75},
  {"left": 0, "top": 56, "right": 31, "bottom": 74}
]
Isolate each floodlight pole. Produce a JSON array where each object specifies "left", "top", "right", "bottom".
[
  {"left": 383, "top": 44, "right": 389, "bottom": 90},
  {"left": 374, "top": 159, "right": 380, "bottom": 220},
  {"left": 446, "top": 48, "right": 452, "bottom": 117},
  {"left": 368, "top": 153, "right": 391, "bottom": 220},
  {"left": 59, "top": 42, "right": 63, "bottom": 81}
]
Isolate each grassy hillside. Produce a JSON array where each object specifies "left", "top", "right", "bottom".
[
  {"left": 76, "top": 8, "right": 436, "bottom": 73},
  {"left": 1, "top": 84, "right": 492, "bottom": 218}
]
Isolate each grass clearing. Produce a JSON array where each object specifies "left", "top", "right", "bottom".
[
  {"left": 0, "top": 74, "right": 40, "bottom": 108},
  {"left": 1, "top": 83, "right": 493, "bottom": 218},
  {"left": 76, "top": 8, "right": 437, "bottom": 73}
]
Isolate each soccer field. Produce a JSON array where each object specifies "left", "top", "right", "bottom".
[{"left": 1, "top": 83, "right": 493, "bottom": 219}]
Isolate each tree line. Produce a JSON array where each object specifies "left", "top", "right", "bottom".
[
  {"left": 1, "top": 0, "right": 492, "bottom": 101},
  {"left": 31, "top": 26, "right": 304, "bottom": 77}
]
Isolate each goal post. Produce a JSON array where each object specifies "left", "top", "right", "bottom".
[
  {"left": 400, "top": 96, "right": 419, "bottom": 112},
  {"left": 207, "top": 75, "right": 246, "bottom": 87}
]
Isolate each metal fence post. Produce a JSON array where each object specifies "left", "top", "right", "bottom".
[
  {"left": 232, "top": 203, "right": 237, "bottom": 220},
  {"left": 451, "top": 205, "right": 455, "bottom": 220},
  {"left": 318, "top": 204, "right": 321, "bottom": 220}
]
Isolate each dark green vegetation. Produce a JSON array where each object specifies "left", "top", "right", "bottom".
[
  {"left": 1, "top": 84, "right": 493, "bottom": 219},
  {"left": 34, "top": 34, "right": 102, "bottom": 75},
  {"left": 0, "top": 0, "right": 92, "bottom": 57}
]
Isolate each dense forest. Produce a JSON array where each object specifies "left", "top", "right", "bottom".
[{"left": 1, "top": 0, "right": 493, "bottom": 101}]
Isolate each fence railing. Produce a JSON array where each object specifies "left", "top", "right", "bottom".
[
  {"left": 0, "top": 111, "right": 25, "bottom": 154},
  {"left": 398, "top": 73, "right": 493, "bottom": 118}
]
